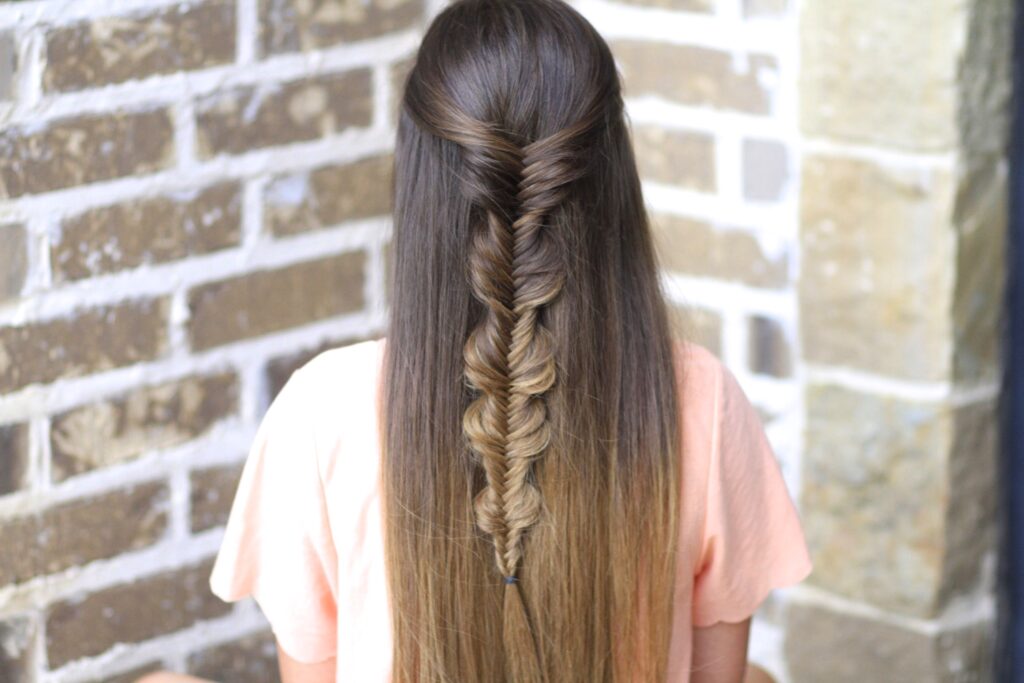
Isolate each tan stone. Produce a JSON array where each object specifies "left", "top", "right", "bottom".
[
  {"left": 53, "top": 182, "right": 242, "bottom": 282},
  {"left": 612, "top": 41, "right": 777, "bottom": 115},
  {"left": 0, "top": 298, "right": 169, "bottom": 393},
  {"left": 784, "top": 601, "right": 996, "bottom": 682},
  {"left": 799, "top": 155, "right": 955, "bottom": 381},
  {"left": 748, "top": 315, "right": 792, "bottom": 377},
  {"left": 50, "top": 373, "right": 238, "bottom": 481},
  {"left": 0, "top": 109, "right": 175, "bottom": 198},
  {"left": 43, "top": 1, "right": 236, "bottom": 92},
  {"left": 187, "top": 252, "right": 366, "bottom": 350},
  {"left": 0, "top": 32, "right": 15, "bottom": 101},
  {"left": 265, "top": 154, "right": 393, "bottom": 235},
  {"left": 0, "top": 223, "right": 27, "bottom": 302},
  {"left": 260, "top": 0, "right": 424, "bottom": 55},
  {"left": 45, "top": 558, "right": 228, "bottom": 668},
  {"left": 0, "top": 482, "right": 168, "bottom": 588},
  {"left": 802, "top": 385, "right": 997, "bottom": 617},
  {"left": 195, "top": 70, "right": 373, "bottom": 158},
  {"left": 188, "top": 630, "right": 280, "bottom": 683},
  {"left": 653, "top": 214, "right": 789, "bottom": 288},
  {"left": 0, "top": 423, "right": 29, "bottom": 496},
  {"left": 799, "top": 0, "right": 959, "bottom": 150},
  {"left": 190, "top": 462, "right": 244, "bottom": 533},
  {"left": 633, "top": 125, "right": 715, "bottom": 192}
]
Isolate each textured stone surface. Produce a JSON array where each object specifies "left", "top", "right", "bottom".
[
  {"left": 190, "top": 462, "right": 243, "bottom": 532},
  {"left": 634, "top": 125, "right": 715, "bottom": 192},
  {"left": 51, "top": 373, "right": 238, "bottom": 481},
  {"left": 260, "top": 0, "right": 424, "bottom": 55},
  {"left": 748, "top": 315, "right": 792, "bottom": 378},
  {"left": 670, "top": 305, "right": 722, "bottom": 356},
  {"left": 188, "top": 252, "right": 366, "bottom": 350},
  {"left": 0, "top": 109, "right": 175, "bottom": 198},
  {"left": 800, "top": 155, "right": 954, "bottom": 381},
  {"left": 43, "top": 1, "right": 236, "bottom": 92},
  {"left": 784, "top": 601, "right": 995, "bottom": 683},
  {"left": 45, "top": 558, "right": 229, "bottom": 668},
  {"left": 0, "top": 615, "right": 34, "bottom": 683},
  {"left": 800, "top": 0, "right": 958, "bottom": 150},
  {"left": 0, "top": 423, "right": 29, "bottom": 496},
  {"left": 264, "top": 154, "right": 393, "bottom": 235},
  {"left": 53, "top": 182, "right": 242, "bottom": 281},
  {"left": 0, "top": 223, "right": 27, "bottom": 302},
  {"left": 0, "top": 32, "right": 15, "bottom": 101},
  {"left": 653, "top": 214, "right": 788, "bottom": 288},
  {"left": 196, "top": 70, "right": 373, "bottom": 158},
  {"left": 742, "top": 138, "right": 789, "bottom": 201},
  {"left": 87, "top": 662, "right": 163, "bottom": 683},
  {"left": 0, "top": 298, "right": 169, "bottom": 393},
  {"left": 189, "top": 630, "right": 282, "bottom": 683},
  {"left": 613, "top": 41, "right": 776, "bottom": 114},
  {"left": 952, "top": 160, "right": 1008, "bottom": 384},
  {"left": 802, "top": 385, "right": 998, "bottom": 617},
  {"left": 0, "top": 482, "right": 168, "bottom": 588}
]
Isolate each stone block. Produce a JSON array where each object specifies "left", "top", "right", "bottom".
[
  {"left": 260, "top": 0, "right": 424, "bottom": 55},
  {"left": 0, "top": 423, "right": 29, "bottom": 496},
  {"left": 0, "top": 615, "right": 34, "bottom": 683},
  {"left": 189, "top": 630, "right": 281, "bottom": 683},
  {"left": 748, "top": 315, "right": 792, "bottom": 378},
  {"left": 190, "top": 462, "right": 244, "bottom": 533},
  {"left": 634, "top": 125, "right": 715, "bottom": 192},
  {"left": 0, "top": 31, "right": 15, "bottom": 101},
  {"left": 0, "top": 223, "right": 27, "bottom": 302}
]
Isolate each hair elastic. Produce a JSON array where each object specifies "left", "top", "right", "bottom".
[{"left": 503, "top": 575, "right": 518, "bottom": 585}]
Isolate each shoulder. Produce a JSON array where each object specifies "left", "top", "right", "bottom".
[
  {"left": 671, "top": 338, "right": 727, "bottom": 407},
  {"left": 280, "top": 337, "right": 386, "bottom": 411}
]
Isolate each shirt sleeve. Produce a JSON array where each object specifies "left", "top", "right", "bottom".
[
  {"left": 691, "top": 361, "right": 813, "bottom": 627},
  {"left": 208, "top": 364, "right": 339, "bottom": 663}
]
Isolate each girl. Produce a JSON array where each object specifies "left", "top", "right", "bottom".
[{"left": 163, "top": 0, "right": 813, "bottom": 680}]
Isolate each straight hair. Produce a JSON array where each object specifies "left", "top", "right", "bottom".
[{"left": 382, "top": 0, "right": 682, "bottom": 679}]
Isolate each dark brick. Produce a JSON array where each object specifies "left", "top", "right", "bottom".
[
  {"left": 0, "top": 32, "right": 15, "bottom": 102},
  {"left": 0, "top": 298, "right": 169, "bottom": 393},
  {"left": 260, "top": 0, "right": 424, "bottom": 55},
  {"left": 0, "top": 482, "right": 168, "bottom": 588},
  {"left": 86, "top": 662, "right": 163, "bottom": 683},
  {"left": 188, "top": 252, "right": 366, "bottom": 350},
  {"left": 748, "top": 315, "right": 792, "bottom": 377},
  {"left": 53, "top": 182, "right": 242, "bottom": 282},
  {"left": 189, "top": 630, "right": 281, "bottom": 683},
  {"left": 0, "top": 615, "right": 34, "bottom": 683},
  {"left": 265, "top": 334, "right": 373, "bottom": 400},
  {"left": 190, "top": 462, "right": 243, "bottom": 532},
  {"left": 44, "top": 1, "right": 236, "bottom": 92},
  {"left": 0, "top": 109, "right": 175, "bottom": 199},
  {"left": 0, "top": 423, "right": 30, "bottom": 496},
  {"left": 264, "top": 154, "right": 392, "bottom": 236},
  {"left": 46, "top": 558, "right": 229, "bottom": 668},
  {"left": 612, "top": 41, "right": 777, "bottom": 115},
  {"left": 634, "top": 126, "right": 715, "bottom": 192},
  {"left": 51, "top": 373, "right": 239, "bottom": 481},
  {"left": 195, "top": 70, "right": 373, "bottom": 159}
]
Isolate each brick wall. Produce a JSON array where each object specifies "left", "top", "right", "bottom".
[{"left": 0, "top": 0, "right": 1009, "bottom": 682}]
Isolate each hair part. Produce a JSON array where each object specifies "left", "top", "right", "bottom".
[{"left": 382, "top": 1, "right": 682, "bottom": 680}]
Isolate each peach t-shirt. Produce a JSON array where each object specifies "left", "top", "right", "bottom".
[{"left": 209, "top": 337, "right": 813, "bottom": 681}]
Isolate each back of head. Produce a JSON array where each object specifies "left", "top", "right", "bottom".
[{"left": 383, "top": 1, "right": 682, "bottom": 681}]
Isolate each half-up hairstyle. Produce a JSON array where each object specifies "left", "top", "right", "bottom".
[{"left": 382, "top": 1, "right": 682, "bottom": 681}]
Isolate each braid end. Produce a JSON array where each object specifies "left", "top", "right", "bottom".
[{"left": 503, "top": 580, "right": 545, "bottom": 683}]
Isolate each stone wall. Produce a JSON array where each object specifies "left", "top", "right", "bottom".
[{"left": 0, "top": 0, "right": 1010, "bottom": 681}]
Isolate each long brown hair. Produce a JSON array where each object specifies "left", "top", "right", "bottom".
[{"left": 381, "top": 0, "right": 682, "bottom": 680}]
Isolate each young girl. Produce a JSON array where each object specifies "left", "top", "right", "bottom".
[{"left": 180, "top": 0, "right": 812, "bottom": 680}]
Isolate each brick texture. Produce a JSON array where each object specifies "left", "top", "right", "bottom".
[
  {"left": 0, "top": 223, "right": 27, "bottom": 302},
  {"left": 0, "top": 482, "right": 168, "bottom": 588},
  {"left": 196, "top": 71, "right": 374, "bottom": 158},
  {"left": 50, "top": 373, "right": 238, "bottom": 481},
  {"left": 0, "top": 299, "right": 169, "bottom": 394},
  {"left": 0, "top": 615, "right": 34, "bottom": 683},
  {"left": 260, "top": 0, "right": 424, "bottom": 55},
  {"left": 633, "top": 126, "right": 715, "bottom": 192},
  {"left": 0, "top": 109, "right": 175, "bottom": 198},
  {"left": 0, "top": 423, "right": 30, "bottom": 496},
  {"left": 188, "top": 630, "right": 282, "bottom": 683},
  {"left": 265, "top": 154, "right": 393, "bottom": 235},
  {"left": 45, "top": 558, "right": 229, "bottom": 668},
  {"left": 43, "top": 1, "right": 236, "bottom": 92},
  {"left": 187, "top": 252, "right": 366, "bottom": 350},
  {"left": 53, "top": 182, "right": 242, "bottom": 282},
  {"left": 190, "top": 462, "right": 244, "bottom": 532}
]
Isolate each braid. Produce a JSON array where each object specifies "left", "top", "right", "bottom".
[{"left": 408, "top": 87, "right": 603, "bottom": 682}]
